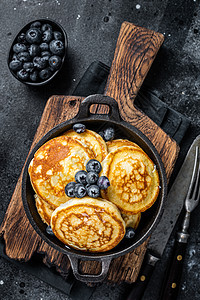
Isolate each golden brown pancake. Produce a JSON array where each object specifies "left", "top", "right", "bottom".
[
  {"left": 28, "top": 136, "right": 94, "bottom": 208},
  {"left": 101, "top": 146, "right": 160, "bottom": 214},
  {"left": 107, "top": 139, "right": 142, "bottom": 153},
  {"left": 35, "top": 194, "right": 141, "bottom": 230},
  {"left": 51, "top": 197, "right": 126, "bottom": 252},
  {"left": 62, "top": 129, "right": 107, "bottom": 162},
  {"left": 121, "top": 212, "right": 141, "bottom": 229},
  {"left": 35, "top": 194, "right": 55, "bottom": 225}
]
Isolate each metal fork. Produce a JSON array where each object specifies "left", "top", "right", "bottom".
[
  {"left": 160, "top": 146, "right": 200, "bottom": 300},
  {"left": 179, "top": 146, "right": 200, "bottom": 243}
]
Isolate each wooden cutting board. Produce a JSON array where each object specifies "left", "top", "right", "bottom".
[{"left": 0, "top": 22, "right": 179, "bottom": 284}]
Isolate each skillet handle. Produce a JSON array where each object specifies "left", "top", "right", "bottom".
[
  {"left": 76, "top": 94, "right": 122, "bottom": 122},
  {"left": 68, "top": 255, "right": 112, "bottom": 283}
]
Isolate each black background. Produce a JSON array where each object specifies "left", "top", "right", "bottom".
[{"left": 0, "top": 0, "right": 200, "bottom": 299}]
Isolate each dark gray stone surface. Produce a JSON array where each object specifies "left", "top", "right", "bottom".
[{"left": 0, "top": 0, "right": 200, "bottom": 299}]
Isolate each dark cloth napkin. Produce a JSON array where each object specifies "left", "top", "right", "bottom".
[
  {"left": 0, "top": 61, "right": 191, "bottom": 300},
  {"left": 72, "top": 61, "right": 110, "bottom": 98}
]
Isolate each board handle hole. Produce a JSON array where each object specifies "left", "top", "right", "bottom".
[{"left": 89, "top": 104, "right": 110, "bottom": 115}]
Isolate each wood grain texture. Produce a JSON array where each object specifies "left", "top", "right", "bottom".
[{"left": 0, "top": 22, "right": 179, "bottom": 285}]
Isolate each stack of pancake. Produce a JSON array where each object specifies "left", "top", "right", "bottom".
[{"left": 28, "top": 129, "right": 159, "bottom": 252}]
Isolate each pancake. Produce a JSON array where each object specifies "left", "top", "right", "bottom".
[
  {"left": 63, "top": 129, "right": 107, "bottom": 162},
  {"left": 35, "top": 193, "right": 141, "bottom": 229},
  {"left": 51, "top": 197, "right": 126, "bottom": 252},
  {"left": 101, "top": 146, "right": 160, "bottom": 214},
  {"left": 121, "top": 212, "right": 141, "bottom": 229},
  {"left": 107, "top": 139, "right": 143, "bottom": 153},
  {"left": 35, "top": 194, "right": 55, "bottom": 225},
  {"left": 28, "top": 136, "right": 94, "bottom": 207}
]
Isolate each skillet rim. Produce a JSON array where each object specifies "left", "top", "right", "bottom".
[{"left": 22, "top": 113, "right": 167, "bottom": 260}]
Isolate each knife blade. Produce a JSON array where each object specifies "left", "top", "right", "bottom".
[
  {"left": 160, "top": 145, "right": 199, "bottom": 300},
  {"left": 126, "top": 135, "right": 200, "bottom": 300}
]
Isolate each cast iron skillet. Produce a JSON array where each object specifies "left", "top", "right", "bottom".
[{"left": 22, "top": 94, "right": 167, "bottom": 283}]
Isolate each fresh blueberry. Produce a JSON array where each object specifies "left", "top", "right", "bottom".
[
  {"left": 46, "top": 225, "right": 54, "bottom": 236},
  {"left": 41, "top": 51, "right": 51, "bottom": 57},
  {"left": 17, "top": 69, "right": 29, "bottom": 81},
  {"left": 12, "top": 54, "right": 18, "bottom": 60},
  {"left": 65, "top": 181, "right": 76, "bottom": 189},
  {"left": 17, "top": 33, "right": 26, "bottom": 44},
  {"left": 41, "top": 52, "right": 51, "bottom": 62},
  {"left": 26, "top": 28, "right": 42, "bottom": 44},
  {"left": 75, "top": 170, "right": 87, "bottom": 185},
  {"left": 74, "top": 183, "right": 87, "bottom": 198},
  {"left": 13, "top": 43, "right": 27, "bottom": 53},
  {"left": 42, "top": 29, "right": 53, "bottom": 43},
  {"left": 9, "top": 60, "right": 22, "bottom": 71},
  {"left": 39, "top": 68, "right": 52, "bottom": 80},
  {"left": 30, "top": 70, "right": 39, "bottom": 82},
  {"left": 53, "top": 31, "right": 64, "bottom": 40},
  {"left": 41, "top": 23, "right": 53, "bottom": 32},
  {"left": 43, "top": 57, "right": 50, "bottom": 64},
  {"left": 86, "top": 159, "right": 102, "bottom": 174},
  {"left": 86, "top": 171, "right": 99, "bottom": 185},
  {"left": 49, "top": 40, "right": 64, "bottom": 55},
  {"left": 73, "top": 123, "right": 86, "bottom": 134},
  {"left": 65, "top": 187, "right": 75, "bottom": 198},
  {"left": 97, "top": 176, "right": 110, "bottom": 190},
  {"left": 28, "top": 44, "right": 40, "bottom": 57},
  {"left": 33, "top": 56, "right": 47, "bottom": 69},
  {"left": 87, "top": 185, "right": 100, "bottom": 198},
  {"left": 23, "top": 62, "right": 34, "bottom": 72},
  {"left": 49, "top": 55, "right": 62, "bottom": 70},
  {"left": 17, "top": 51, "right": 31, "bottom": 62},
  {"left": 103, "top": 127, "right": 115, "bottom": 141},
  {"left": 40, "top": 42, "right": 49, "bottom": 51},
  {"left": 65, "top": 182, "right": 76, "bottom": 197},
  {"left": 125, "top": 227, "right": 135, "bottom": 239},
  {"left": 30, "top": 21, "right": 42, "bottom": 28}
]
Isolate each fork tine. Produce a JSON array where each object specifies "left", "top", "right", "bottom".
[
  {"left": 193, "top": 152, "right": 200, "bottom": 202},
  {"left": 186, "top": 146, "right": 199, "bottom": 199}
]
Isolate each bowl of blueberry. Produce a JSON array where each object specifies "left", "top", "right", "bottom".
[{"left": 8, "top": 19, "right": 67, "bottom": 85}]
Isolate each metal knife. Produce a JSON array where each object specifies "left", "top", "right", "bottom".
[
  {"left": 160, "top": 145, "right": 199, "bottom": 300},
  {"left": 126, "top": 135, "right": 200, "bottom": 300}
]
